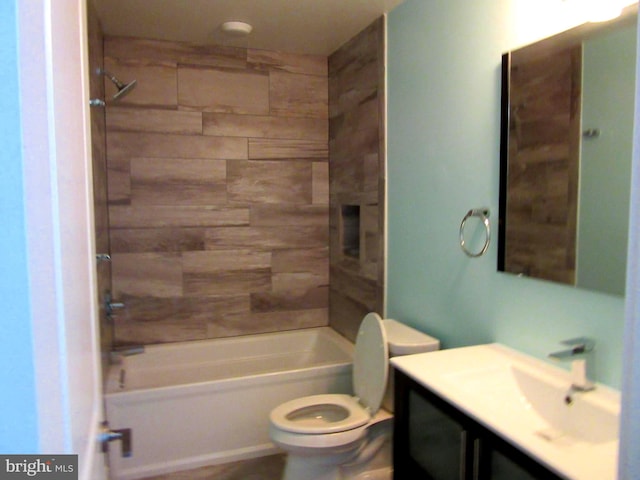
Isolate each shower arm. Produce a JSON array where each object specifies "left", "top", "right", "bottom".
[
  {"left": 98, "top": 68, "right": 126, "bottom": 89},
  {"left": 96, "top": 68, "right": 137, "bottom": 101}
]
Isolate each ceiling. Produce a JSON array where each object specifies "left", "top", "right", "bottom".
[{"left": 92, "top": 0, "right": 405, "bottom": 56}]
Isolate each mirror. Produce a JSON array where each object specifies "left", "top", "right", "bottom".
[{"left": 498, "top": 7, "right": 638, "bottom": 296}]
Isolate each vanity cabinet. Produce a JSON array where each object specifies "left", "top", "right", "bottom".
[{"left": 393, "top": 369, "right": 564, "bottom": 480}]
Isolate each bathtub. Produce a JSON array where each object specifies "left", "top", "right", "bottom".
[{"left": 104, "top": 327, "right": 354, "bottom": 480}]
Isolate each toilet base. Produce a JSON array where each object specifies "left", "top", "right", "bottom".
[
  {"left": 283, "top": 455, "right": 342, "bottom": 480},
  {"left": 342, "top": 438, "right": 391, "bottom": 480},
  {"left": 352, "top": 467, "right": 392, "bottom": 480},
  {"left": 281, "top": 433, "right": 392, "bottom": 480},
  {"left": 283, "top": 455, "right": 391, "bottom": 480}
]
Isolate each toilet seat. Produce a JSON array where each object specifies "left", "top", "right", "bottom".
[
  {"left": 270, "top": 313, "right": 389, "bottom": 440},
  {"left": 270, "top": 394, "right": 370, "bottom": 434}
]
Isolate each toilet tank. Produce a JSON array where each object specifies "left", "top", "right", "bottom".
[
  {"left": 382, "top": 319, "right": 440, "bottom": 412},
  {"left": 383, "top": 319, "right": 440, "bottom": 356}
]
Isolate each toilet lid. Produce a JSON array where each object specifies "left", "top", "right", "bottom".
[{"left": 353, "top": 312, "right": 389, "bottom": 415}]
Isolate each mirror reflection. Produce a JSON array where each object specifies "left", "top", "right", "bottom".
[{"left": 498, "top": 9, "right": 637, "bottom": 296}]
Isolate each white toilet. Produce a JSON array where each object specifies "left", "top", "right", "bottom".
[{"left": 269, "top": 313, "right": 439, "bottom": 480}]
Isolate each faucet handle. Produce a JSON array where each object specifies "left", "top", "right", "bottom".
[{"left": 559, "top": 337, "right": 595, "bottom": 354}]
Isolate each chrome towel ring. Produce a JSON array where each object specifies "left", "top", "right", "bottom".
[{"left": 459, "top": 208, "right": 491, "bottom": 258}]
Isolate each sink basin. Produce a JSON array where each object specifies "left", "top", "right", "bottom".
[
  {"left": 391, "top": 343, "right": 621, "bottom": 480},
  {"left": 512, "top": 363, "right": 618, "bottom": 444},
  {"left": 446, "top": 361, "right": 618, "bottom": 445}
]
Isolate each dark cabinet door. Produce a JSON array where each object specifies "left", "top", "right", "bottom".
[
  {"left": 407, "top": 389, "right": 468, "bottom": 479},
  {"left": 480, "top": 433, "right": 564, "bottom": 480},
  {"left": 393, "top": 369, "right": 565, "bottom": 480},
  {"left": 394, "top": 369, "right": 474, "bottom": 479}
]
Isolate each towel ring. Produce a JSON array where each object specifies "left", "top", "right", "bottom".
[{"left": 459, "top": 208, "right": 491, "bottom": 258}]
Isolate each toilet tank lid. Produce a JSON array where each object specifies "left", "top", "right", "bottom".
[{"left": 383, "top": 319, "right": 440, "bottom": 355}]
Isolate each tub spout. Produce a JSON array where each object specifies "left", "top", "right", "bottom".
[
  {"left": 114, "top": 345, "right": 145, "bottom": 356},
  {"left": 110, "top": 345, "right": 145, "bottom": 364}
]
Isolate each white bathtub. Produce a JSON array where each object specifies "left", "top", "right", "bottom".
[{"left": 104, "top": 327, "right": 354, "bottom": 480}]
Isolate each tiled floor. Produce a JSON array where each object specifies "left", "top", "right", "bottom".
[{"left": 139, "top": 454, "right": 286, "bottom": 480}]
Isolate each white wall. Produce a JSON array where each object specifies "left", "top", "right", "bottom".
[
  {"left": 619, "top": 8, "right": 640, "bottom": 477},
  {"left": 2, "top": 1, "right": 106, "bottom": 478}
]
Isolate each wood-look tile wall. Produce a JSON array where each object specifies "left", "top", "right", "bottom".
[
  {"left": 105, "top": 37, "right": 329, "bottom": 345},
  {"left": 328, "top": 19, "right": 386, "bottom": 342}
]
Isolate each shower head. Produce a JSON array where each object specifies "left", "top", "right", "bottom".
[
  {"left": 113, "top": 78, "right": 137, "bottom": 100},
  {"left": 98, "top": 69, "right": 137, "bottom": 101}
]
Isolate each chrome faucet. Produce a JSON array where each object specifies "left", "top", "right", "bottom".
[{"left": 548, "top": 337, "right": 595, "bottom": 392}]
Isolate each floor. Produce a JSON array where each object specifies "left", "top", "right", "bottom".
[{"left": 140, "top": 454, "right": 286, "bottom": 480}]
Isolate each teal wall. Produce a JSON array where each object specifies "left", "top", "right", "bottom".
[
  {"left": 0, "top": 1, "right": 39, "bottom": 452},
  {"left": 578, "top": 24, "right": 636, "bottom": 296},
  {"left": 387, "top": 0, "right": 627, "bottom": 388}
]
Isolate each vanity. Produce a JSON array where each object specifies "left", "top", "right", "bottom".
[{"left": 391, "top": 344, "right": 620, "bottom": 480}]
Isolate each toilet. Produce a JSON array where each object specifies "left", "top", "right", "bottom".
[{"left": 269, "top": 313, "right": 439, "bottom": 480}]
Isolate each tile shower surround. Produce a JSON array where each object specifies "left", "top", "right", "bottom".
[
  {"left": 328, "top": 19, "right": 385, "bottom": 342},
  {"left": 105, "top": 37, "right": 330, "bottom": 344}
]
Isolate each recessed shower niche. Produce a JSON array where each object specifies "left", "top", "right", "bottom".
[{"left": 341, "top": 205, "right": 361, "bottom": 259}]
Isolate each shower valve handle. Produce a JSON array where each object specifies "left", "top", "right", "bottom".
[{"left": 104, "top": 291, "right": 125, "bottom": 316}]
